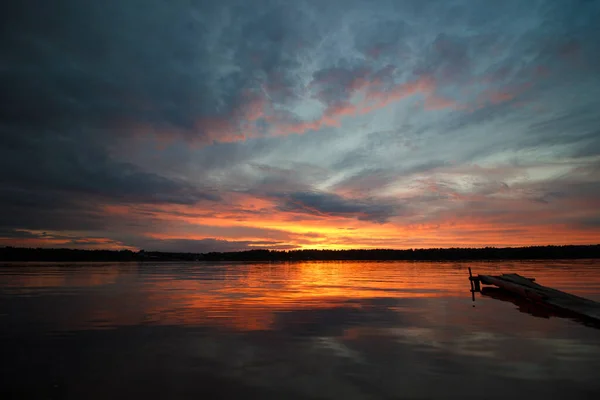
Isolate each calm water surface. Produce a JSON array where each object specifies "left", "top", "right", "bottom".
[{"left": 1, "top": 260, "right": 599, "bottom": 399}]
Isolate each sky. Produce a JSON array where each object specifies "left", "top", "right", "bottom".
[{"left": 1, "top": 0, "right": 599, "bottom": 252}]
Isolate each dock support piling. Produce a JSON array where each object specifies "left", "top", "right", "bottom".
[{"left": 468, "top": 267, "right": 481, "bottom": 292}]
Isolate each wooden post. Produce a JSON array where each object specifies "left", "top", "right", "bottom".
[
  {"left": 468, "top": 267, "right": 475, "bottom": 302},
  {"left": 468, "top": 267, "right": 474, "bottom": 291}
]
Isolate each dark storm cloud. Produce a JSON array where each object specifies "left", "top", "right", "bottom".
[
  {"left": 273, "top": 191, "right": 401, "bottom": 223},
  {"left": 2, "top": 0, "right": 214, "bottom": 131},
  {"left": 0, "top": 228, "right": 40, "bottom": 239},
  {"left": 0, "top": 0, "right": 320, "bottom": 138},
  {"left": 0, "top": 186, "right": 109, "bottom": 232},
  {"left": 0, "top": 130, "right": 219, "bottom": 236},
  {"left": 0, "top": 133, "right": 219, "bottom": 204},
  {"left": 0, "top": 227, "right": 128, "bottom": 248}
]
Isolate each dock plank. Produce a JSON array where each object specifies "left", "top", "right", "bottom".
[{"left": 477, "top": 273, "right": 600, "bottom": 323}]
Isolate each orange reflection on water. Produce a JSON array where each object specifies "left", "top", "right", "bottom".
[
  {"left": 137, "top": 261, "right": 471, "bottom": 331},
  {"left": 3, "top": 261, "right": 600, "bottom": 333}
]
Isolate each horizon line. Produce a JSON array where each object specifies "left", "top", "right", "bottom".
[{"left": 2, "top": 243, "right": 600, "bottom": 254}]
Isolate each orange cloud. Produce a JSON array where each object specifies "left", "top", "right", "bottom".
[
  {"left": 0, "top": 237, "right": 70, "bottom": 247},
  {"left": 19, "top": 199, "right": 600, "bottom": 251},
  {"left": 96, "top": 180, "right": 600, "bottom": 252}
]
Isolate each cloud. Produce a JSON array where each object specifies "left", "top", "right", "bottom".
[
  {"left": 2, "top": 0, "right": 308, "bottom": 142},
  {"left": 0, "top": 186, "right": 109, "bottom": 232},
  {"left": 273, "top": 191, "right": 401, "bottom": 223},
  {"left": 0, "top": 133, "right": 219, "bottom": 229},
  {"left": 330, "top": 169, "right": 401, "bottom": 197}
]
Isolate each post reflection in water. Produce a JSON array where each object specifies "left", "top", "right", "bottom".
[{"left": 1, "top": 260, "right": 600, "bottom": 399}]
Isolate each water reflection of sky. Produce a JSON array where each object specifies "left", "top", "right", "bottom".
[{"left": 1, "top": 260, "right": 599, "bottom": 399}]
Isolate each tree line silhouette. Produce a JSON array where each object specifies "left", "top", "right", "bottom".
[{"left": 1, "top": 244, "right": 599, "bottom": 262}]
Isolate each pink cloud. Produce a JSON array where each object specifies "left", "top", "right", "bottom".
[
  {"left": 474, "top": 82, "right": 533, "bottom": 108},
  {"left": 287, "top": 77, "right": 434, "bottom": 135},
  {"left": 424, "top": 95, "right": 464, "bottom": 111},
  {"left": 125, "top": 62, "right": 546, "bottom": 147},
  {"left": 363, "top": 76, "right": 434, "bottom": 108}
]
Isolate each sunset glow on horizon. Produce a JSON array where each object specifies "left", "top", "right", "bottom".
[{"left": 1, "top": 0, "right": 599, "bottom": 252}]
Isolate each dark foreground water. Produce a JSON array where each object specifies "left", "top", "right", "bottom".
[{"left": 1, "top": 260, "right": 600, "bottom": 399}]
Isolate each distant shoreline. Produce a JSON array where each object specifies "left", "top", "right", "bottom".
[{"left": 1, "top": 245, "right": 599, "bottom": 262}]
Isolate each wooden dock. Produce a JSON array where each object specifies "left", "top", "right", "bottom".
[{"left": 468, "top": 268, "right": 600, "bottom": 324}]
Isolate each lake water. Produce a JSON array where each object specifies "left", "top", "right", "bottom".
[{"left": 1, "top": 260, "right": 600, "bottom": 399}]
